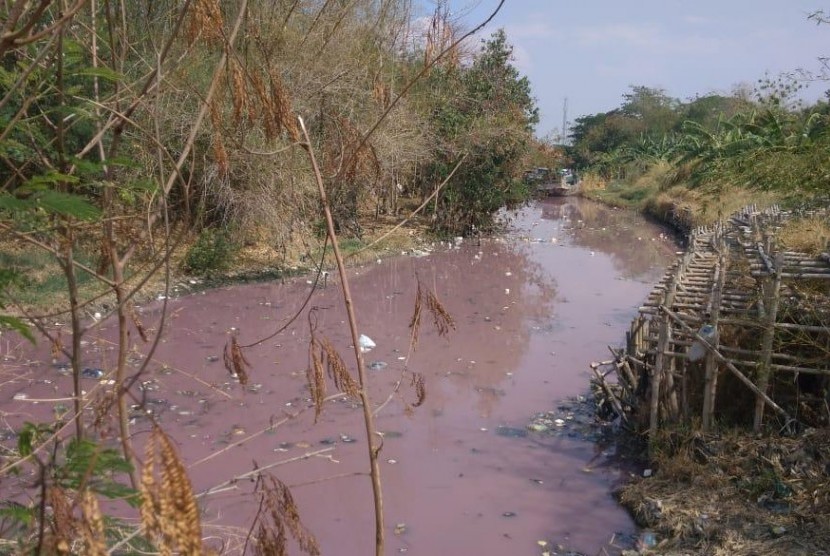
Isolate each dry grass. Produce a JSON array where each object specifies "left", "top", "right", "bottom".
[
  {"left": 250, "top": 474, "right": 320, "bottom": 556},
  {"left": 646, "top": 184, "right": 779, "bottom": 231},
  {"left": 305, "top": 312, "right": 362, "bottom": 421},
  {"left": 577, "top": 172, "right": 608, "bottom": 194},
  {"left": 32, "top": 486, "right": 109, "bottom": 555},
  {"left": 410, "top": 372, "right": 426, "bottom": 407},
  {"left": 408, "top": 279, "right": 423, "bottom": 352},
  {"left": 618, "top": 427, "right": 830, "bottom": 555},
  {"left": 778, "top": 215, "right": 830, "bottom": 255},
  {"left": 408, "top": 275, "right": 455, "bottom": 352},
  {"left": 80, "top": 489, "right": 107, "bottom": 556},
  {"left": 223, "top": 335, "right": 251, "bottom": 386},
  {"left": 140, "top": 426, "right": 204, "bottom": 555}
]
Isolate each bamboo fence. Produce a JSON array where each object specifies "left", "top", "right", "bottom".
[{"left": 593, "top": 205, "right": 830, "bottom": 437}]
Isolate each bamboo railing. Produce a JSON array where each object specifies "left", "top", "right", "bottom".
[{"left": 593, "top": 205, "right": 830, "bottom": 437}]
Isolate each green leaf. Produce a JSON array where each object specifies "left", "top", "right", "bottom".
[
  {"left": 60, "top": 439, "right": 136, "bottom": 501},
  {"left": 35, "top": 190, "right": 100, "bottom": 220},
  {"left": 0, "top": 194, "right": 29, "bottom": 213},
  {"left": 73, "top": 66, "right": 122, "bottom": 82},
  {"left": 0, "top": 316, "right": 35, "bottom": 343},
  {"left": 0, "top": 502, "right": 34, "bottom": 527},
  {"left": 20, "top": 171, "right": 80, "bottom": 192},
  {"left": 17, "top": 424, "right": 34, "bottom": 457}
]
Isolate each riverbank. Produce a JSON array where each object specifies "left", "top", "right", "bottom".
[{"left": 583, "top": 196, "right": 830, "bottom": 554}]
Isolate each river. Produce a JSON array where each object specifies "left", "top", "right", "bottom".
[{"left": 1, "top": 197, "right": 677, "bottom": 555}]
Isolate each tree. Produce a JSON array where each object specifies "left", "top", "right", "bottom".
[{"left": 421, "top": 29, "right": 538, "bottom": 233}]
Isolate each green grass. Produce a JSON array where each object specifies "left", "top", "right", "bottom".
[
  {"left": 0, "top": 248, "right": 103, "bottom": 309},
  {"left": 584, "top": 180, "right": 660, "bottom": 210}
]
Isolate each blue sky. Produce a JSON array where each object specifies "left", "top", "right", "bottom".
[{"left": 431, "top": 1, "right": 830, "bottom": 137}]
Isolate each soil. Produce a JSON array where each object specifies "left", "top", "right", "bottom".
[{"left": 0, "top": 197, "right": 679, "bottom": 555}]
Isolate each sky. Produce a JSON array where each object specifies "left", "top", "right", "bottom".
[{"left": 431, "top": 0, "right": 830, "bottom": 137}]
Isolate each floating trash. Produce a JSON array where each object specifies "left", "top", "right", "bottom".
[
  {"left": 368, "top": 361, "right": 388, "bottom": 371},
  {"left": 501, "top": 511, "right": 517, "bottom": 518},
  {"left": 637, "top": 530, "right": 658, "bottom": 549},
  {"left": 81, "top": 367, "right": 104, "bottom": 379},
  {"left": 54, "top": 364, "right": 71, "bottom": 375},
  {"left": 358, "top": 334, "right": 376, "bottom": 353}
]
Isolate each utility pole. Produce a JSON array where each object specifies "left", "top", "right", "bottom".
[{"left": 561, "top": 97, "right": 569, "bottom": 146}]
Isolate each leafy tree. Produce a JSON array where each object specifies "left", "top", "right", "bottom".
[
  {"left": 621, "top": 85, "right": 680, "bottom": 135},
  {"left": 420, "top": 29, "right": 538, "bottom": 233},
  {"left": 681, "top": 94, "right": 750, "bottom": 129}
]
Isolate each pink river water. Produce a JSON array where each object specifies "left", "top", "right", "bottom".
[{"left": 0, "top": 197, "right": 677, "bottom": 555}]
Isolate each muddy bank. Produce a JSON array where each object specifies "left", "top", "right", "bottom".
[{"left": 0, "top": 197, "right": 677, "bottom": 554}]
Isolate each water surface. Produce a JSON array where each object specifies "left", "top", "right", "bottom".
[{"left": 0, "top": 197, "right": 677, "bottom": 554}]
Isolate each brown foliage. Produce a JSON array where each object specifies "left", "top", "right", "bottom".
[
  {"left": 223, "top": 335, "right": 251, "bottom": 386},
  {"left": 252, "top": 474, "right": 320, "bottom": 556},
  {"left": 129, "top": 306, "right": 148, "bottom": 343},
  {"left": 79, "top": 489, "right": 107, "bottom": 556},
  {"left": 408, "top": 279, "right": 423, "bottom": 352},
  {"left": 306, "top": 333, "right": 327, "bottom": 423},
  {"left": 186, "top": 0, "right": 225, "bottom": 45},
  {"left": 91, "top": 390, "right": 117, "bottom": 435},
  {"left": 46, "top": 486, "right": 75, "bottom": 554},
  {"left": 426, "top": 288, "right": 455, "bottom": 337},
  {"left": 306, "top": 313, "right": 361, "bottom": 421},
  {"left": 409, "top": 276, "right": 456, "bottom": 350},
  {"left": 411, "top": 372, "right": 426, "bottom": 407},
  {"left": 50, "top": 331, "right": 63, "bottom": 361},
  {"left": 140, "top": 426, "right": 203, "bottom": 555}
]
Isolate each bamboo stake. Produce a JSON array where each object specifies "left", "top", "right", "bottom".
[
  {"left": 703, "top": 252, "right": 726, "bottom": 431},
  {"left": 592, "top": 366, "right": 629, "bottom": 426},
  {"left": 754, "top": 253, "right": 783, "bottom": 431},
  {"left": 650, "top": 268, "right": 678, "bottom": 437}
]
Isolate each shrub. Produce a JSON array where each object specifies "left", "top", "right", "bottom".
[{"left": 183, "top": 228, "right": 236, "bottom": 274}]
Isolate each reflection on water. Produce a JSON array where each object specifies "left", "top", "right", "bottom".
[{"left": 537, "top": 197, "right": 675, "bottom": 281}]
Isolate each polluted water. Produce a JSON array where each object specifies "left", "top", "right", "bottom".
[{"left": 0, "top": 197, "right": 677, "bottom": 555}]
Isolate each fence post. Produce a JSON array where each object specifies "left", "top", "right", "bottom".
[
  {"left": 753, "top": 252, "right": 784, "bottom": 432},
  {"left": 702, "top": 250, "right": 725, "bottom": 431}
]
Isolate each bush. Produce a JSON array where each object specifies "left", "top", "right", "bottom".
[{"left": 183, "top": 228, "right": 236, "bottom": 274}]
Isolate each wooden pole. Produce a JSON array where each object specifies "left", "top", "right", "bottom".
[
  {"left": 754, "top": 253, "right": 784, "bottom": 431},
  {"left": 703, "top": 252, "right": 726, "bottom": 431}
]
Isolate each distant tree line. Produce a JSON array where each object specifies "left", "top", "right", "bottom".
[{"left": 568, "top": 81, "right": 830, "bottom": 199}]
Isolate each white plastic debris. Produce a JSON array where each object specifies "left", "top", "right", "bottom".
[
  {"left": 689, "top": 324, "right": 717, "bottom": 362},
  {"left": 358, "top": 334, "right": 376, "bottom": 353}
]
